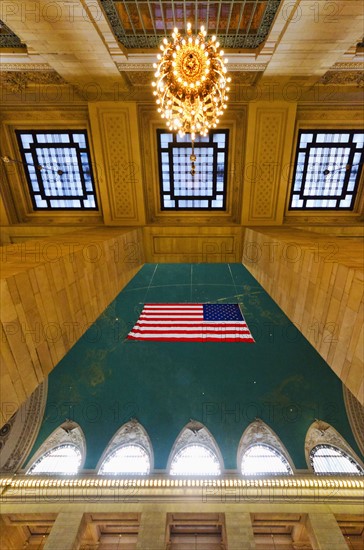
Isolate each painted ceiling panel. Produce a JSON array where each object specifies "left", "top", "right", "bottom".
[
  {"left": 100, "top": 0, "right": 281, "bottom": 49},
  {"left": 26, "top": 263, "right": 361, "bottom": 471}
]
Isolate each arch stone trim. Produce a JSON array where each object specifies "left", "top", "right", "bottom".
[
  {"left": 97, "top": 419, "right": 154, "bottom": 473},
  {"left": 25, "top": 420, "right": 86, "bottom": 473},
  {"left": 305, "top": 420, "right": 364, "bottom": 473},
  {"left": 0, "top": 380, "right": 48, "bottom": 473},
  {"left": 237, "top": 419, "right": 296, "bottom": 474},
  {"left": 167, "top": 419, "right": 224, "bottom": 473}
]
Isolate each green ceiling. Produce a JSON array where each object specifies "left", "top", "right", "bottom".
[{"left": 26, "top": 263, "right": 361, "bottom": 471}]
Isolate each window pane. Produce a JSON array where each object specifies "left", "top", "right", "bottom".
[
  {"left": 28, "top": 445, "right": 81, "bottom": 475},
  {"left": 15, "top": 130, "right": 98, "bottom": 210},
  {"left": 170, "top": 445, "right": 221, "bottom": 476},
  {"left": 289, "top": 130, "right": 363, "bottom": 210},
  {"left": 311, "top": 445, "right": 363, "bottom": 475},
  {"left": 99, "top": 445, "right": 150, "bottom": 475},
  {"left": 241, "top": 445, "right": 292, "bottom": 475},
  {"left": 158, "top": 130, "right": 228, "bottom": 210}
]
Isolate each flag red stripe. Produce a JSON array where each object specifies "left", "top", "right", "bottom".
[{"left": 127, "top": 303, "right": 255, "bottom": 342}]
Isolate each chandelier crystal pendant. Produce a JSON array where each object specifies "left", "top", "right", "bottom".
[{"left": 152, "top": 23, "right": 231, "bottom": 142}]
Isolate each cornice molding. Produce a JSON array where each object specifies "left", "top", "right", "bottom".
[
  {"left": 1, "top": 475, "right": 363, "bottom": 504},
  {"left": 0, "top": 64, "right": 52, "bottom": 71}
]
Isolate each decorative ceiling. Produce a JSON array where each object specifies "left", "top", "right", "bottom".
[{"left": 100, "top": 0, "right": 281, "bottom": 49}]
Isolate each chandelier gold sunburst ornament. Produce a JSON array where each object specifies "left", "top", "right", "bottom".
[{"left": 152, "top": 22, "right": 231, "bottom": 146}]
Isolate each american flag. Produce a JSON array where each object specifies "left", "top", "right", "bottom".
[{"left": 127, "top": 304, "right": 255, "bottom": 342}]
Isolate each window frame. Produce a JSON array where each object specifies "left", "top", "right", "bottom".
[
  {"left": 157, "top": 129, "right": 229, "bottom": 211},
  {"left": 169, "top": 443, "right": 222, "bottom": 476},
  {"left": 310, "top": 444, "right": 364, "bottom": 476},
  {"left": 240, "top": 443, "right": 293, "bottom": 476},
  {"left": 288, "top": 129, "right": 364, "bottom": 211},
  {"left": 27, "top": 443, "right": 82, "bottom": 476},
  {"left": 15, "top": 129, "right": 98, "bottom": 211},
  {"left": 98, "top": 443, "right": 151, "bottom": 476}
]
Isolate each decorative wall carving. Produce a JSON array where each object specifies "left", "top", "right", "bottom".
[
  {"left": 25, "top": 421, "right": 87, "bottom": 472},
  {"left": 243, "top": 104, "right": 296, "bottom": 224},
  {"left": 1, "top": 71, "right": 66, "bottom": 93},
  {"left": 319, "top": 71, "right": 364, "bottom": 87},
  {"left": 231, "top": 72, "right": 261, "bottom": 85},
  {"left": 237, "top": 419, "right": 296, "bottom": 473},
  {"left": 304, "top": 420, "right": 364, "bottom": 472},
  {"left": 88, "top": 103, "right": 146, "bottom": 224},
  {"left": 343, "top": 386, "right": 364, "bottom": 456},
  {"left": 167, "top": 420, "right": 224, "bottom": 472},
  {"left": 125, "top": 72, "right": 154, "bottom": 87},
  {"left": 96, "top": 419, "right": 153, "bottom": 472},
  {"left": 0, "top": 381, "right": 48, "bottom": 473},
  {"left": 297, "top": 109, "right": 364, "bottom": 121}
]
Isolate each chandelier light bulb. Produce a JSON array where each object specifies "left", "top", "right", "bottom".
[{"left": 152, "top": 24, "right": 231, "bottom": 141}]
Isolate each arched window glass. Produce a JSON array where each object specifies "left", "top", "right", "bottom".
[
  {"left": 170, "top": 445, "right": 221, "bottom": 476},
  {"left": 99, "top": 444, "right": 150, "bottom": 475},
  {"left": 310, "top": 445, "right": 364, "bottom": 475},
  {"left": 241, "top": 445, "right": 293, "bottom": 475},
  {"left": 28, "top": 444, "right": 81, "bottom": 475}
]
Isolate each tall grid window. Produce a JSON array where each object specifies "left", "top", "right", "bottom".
[
  {"left": 16, "top": 130, "right": 98, "bottom": 210},
  {"left": 289, "top": 130, "right": 363, "bottom": 210},
  {"left": 157, "top": 130, "right": 229, "bottom": 210}
]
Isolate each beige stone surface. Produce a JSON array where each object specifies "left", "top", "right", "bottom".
[
  {"left": 225, "top": 512, "right": 256, "bottom": 549},
  {"left": 0, "top": 228, "right": 144, "bottom": 424},
  {"left": 242, "top": 228, "right": 364, "bottom": 403},
  {"left": 308, "top": 512, "right": 348, "bottom": 550}
]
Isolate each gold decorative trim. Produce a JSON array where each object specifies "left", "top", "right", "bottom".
[
  {"left": 0, "top": 475, "right": 363, "bottom": 504},
  {"left": 332, "top": 63, "right": 364, "bottom": 70},
  {"left": 0, "top": 64, "right": 52, "bottom": 71},
  {"left": 117, "top": 63, "right": 153, "bottom": 71},
  {"left": 117, "top": 62, "right": 267, "bottom": 72}
]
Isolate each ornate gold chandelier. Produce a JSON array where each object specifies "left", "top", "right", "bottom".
[{"left": 152, "top": 23, "right": 231, "bottom": 142}]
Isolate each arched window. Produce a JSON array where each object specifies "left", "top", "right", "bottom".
[
  {"left": 305, "top": 420, "right": 364, "bottom": 475},
  {"left": 170, "top": 444, "right": 221, "bottom": 476},
  {"left": 237, "top": 419, "right": 295, "bottom": 475},
  {"left": 97, "top": 420, "right": 153, "bottom": 475},
  {"left": 310, "top": 445, "right": 364, "bottom": 475},
  {"left": 25, "top": 421, "right": 86, "bottom": 475},
  {"left": 28, "top": 444, "right": 81, "bottom": 475},
  {"left": 99, "top": 444, "right": 150, "bottom": 475},
  {"left": 167, "top": 420, "right": 224, "bottom": 476},
  {"left": 241, "top": 444, "right": 293, "bottom": 476}
]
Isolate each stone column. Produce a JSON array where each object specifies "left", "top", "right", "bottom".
[
  {"left": 136, "top": 511, "right": 166, "bottom": 550},
  {"left": 43, "top": 512, "right": 85, "bottom": 550},
  {"left": 307, "top": 513, "right": 348, "bottom": 550},
  {"left": 225, "top": 512, "right": 256, "bottom": 549}
]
